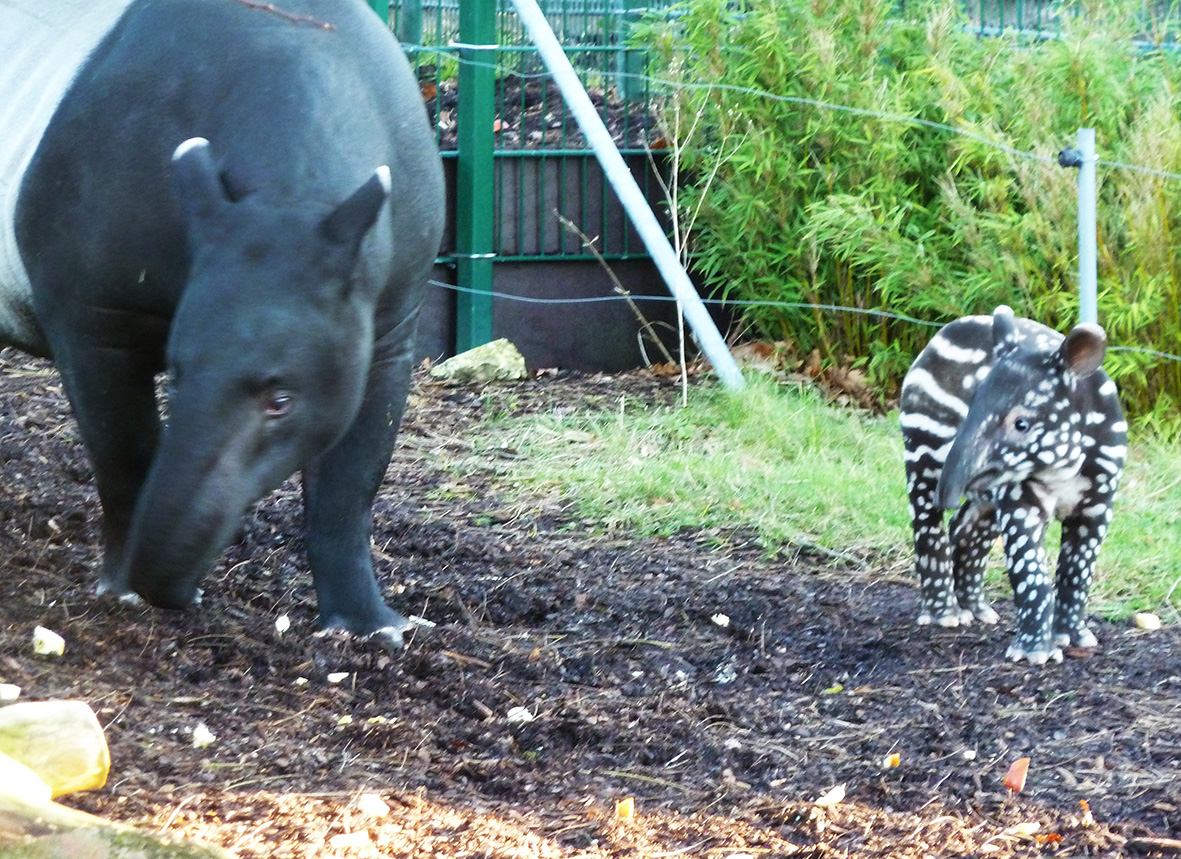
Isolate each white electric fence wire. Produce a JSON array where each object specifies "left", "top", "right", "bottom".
[{"left": 430, "top": 280, "right": 1181, "bottom": 364}]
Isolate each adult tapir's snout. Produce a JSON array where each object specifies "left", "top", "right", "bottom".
[{"left": 122, "top": 425, "right": 253, "bottom": 609}]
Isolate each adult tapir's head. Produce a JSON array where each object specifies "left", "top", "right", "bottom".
[
  {"left": 124, "top": 137, "right": 393, "bottom": 609},
  {"left": 935, "top": 306, "right": 1109, "bottom": 511}
]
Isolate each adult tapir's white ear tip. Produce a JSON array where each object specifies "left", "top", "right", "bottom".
[
  {"left": 173, "top": 137, "right": 211, "bottom": 161},
  {"left": 375, "top": 165, "right": 392, "bottom": 194}
]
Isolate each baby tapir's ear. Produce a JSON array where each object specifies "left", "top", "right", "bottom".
[
  {"left": 172, "top": 137, "right": 227, "bottom": 228},
  {"left": 990, "top": 305, "right": 1020, "bottom": 358},
  {"left": 1061, "top": 322, "right": 1107, "bottom": 378},
  {"left": 319, "top": 165, "right": 392, "bottom": 254}
]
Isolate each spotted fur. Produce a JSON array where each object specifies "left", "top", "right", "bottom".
[{"left": 900, "top": 306, "right": 1127, "bottom": 664}]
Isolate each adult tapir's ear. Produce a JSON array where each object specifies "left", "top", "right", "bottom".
[
  {"left": 1061, "top": 322, "right": 1107, "bottom": 378},
  {"left": 319, "top": 166, "right": 392, "bottom": 253},
  {"left": 171, "top": 138, "right": 228, "bottom": 228}
]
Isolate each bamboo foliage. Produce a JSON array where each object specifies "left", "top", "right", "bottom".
[{"left": 641, "top": 0, "right": 1181, "bottom": 421}]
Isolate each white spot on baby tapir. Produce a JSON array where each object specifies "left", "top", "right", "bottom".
[
  {"left": 905, "top": 442, "right": 953, "bottom": 464},
  {"left": 1099, "top": 444, "right": 1127, "bottom": 461},
  {"left": 1047, "top": 473, "right": 1091, "bottom": 518},
  {"left": 0, "top": 0, "right": 139, "bottom": 346},
  {"left": 1099, "top": 380, "right": 1118, "bottom": 398},
  {"left": 1095, "top": 454, "right": 1123, "bottom": 474}
]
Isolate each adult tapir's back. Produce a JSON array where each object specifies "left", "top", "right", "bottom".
[
  {"left": 3, "top": 0, "right": 447, "bottom": 642},
  {"left": 14, "top": 0, "right": 444, "bottom": 339}
]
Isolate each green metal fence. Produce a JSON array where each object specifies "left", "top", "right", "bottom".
[
  {"left": 371, "top": 0, "right": 674, "bottom": 350},
  {"left": 366, "top": 0, "right": 1180, "bottom": 362}
]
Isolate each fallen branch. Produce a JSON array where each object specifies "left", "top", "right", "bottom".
[
  {"left": 1128, "top": 836, "right": 1181, "bottom": 855},
  {"left": 553, "top": 210, "right": 679, "bottom": 368},
  {"left": 227, "top": 0, "right": 335, "bottom": 29}
]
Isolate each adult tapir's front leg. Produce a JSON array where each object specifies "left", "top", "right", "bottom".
[
  {"left": 301, "top": 311, "right": 420, "bottom": 643},
  {"left": 41, "top": 324, "right": 166, "bottom": 594}
]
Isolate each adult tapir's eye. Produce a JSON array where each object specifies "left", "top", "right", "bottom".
[{"left": 262, "top": 389, "right": 294, "bottom": 419}]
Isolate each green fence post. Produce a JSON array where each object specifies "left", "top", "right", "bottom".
[
  {"left": 618, "top": 0, "right": 645, "bottom": 101},
  {"left": 454, "top": 0, "right": 496, "bottom": 352},
  {"left": 366, "top": 0, "right": 388, "bottom": 24},
  {"left": 397, "top": 0, "right": 423, "bottom": 45}
]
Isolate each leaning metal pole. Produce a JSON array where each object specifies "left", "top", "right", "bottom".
[{"left": 508, "top": 0, "right": 745, "bottom": 390}]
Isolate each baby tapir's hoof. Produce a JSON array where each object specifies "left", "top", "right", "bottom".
[
  {"left": 920, "top": 609, "right": 972, "bottom": 628},
  {"left": 1005, "top": 641, "right": 1065, "bottom": 665},
  {"left": 1054, "top": 626, "right": 1099, "bottom": 649},
  {"left": 917, "top": 603, "right": 1000, "bottom": 628}
]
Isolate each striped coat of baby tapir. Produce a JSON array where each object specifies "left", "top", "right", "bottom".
[{"left": 900, "top": 306, "right": 1127, "bottom": 665}]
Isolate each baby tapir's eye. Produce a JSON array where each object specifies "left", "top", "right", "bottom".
[
  {"left": 1013, "top": 417, "right": 1031, "bottom": 432},
  {"left": 262, "top": 389, "right": 294, "bottom": 419}
]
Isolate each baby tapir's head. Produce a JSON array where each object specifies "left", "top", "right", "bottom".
[{"left": 936, "top": 306, "right": 1108, "bottom": 510}]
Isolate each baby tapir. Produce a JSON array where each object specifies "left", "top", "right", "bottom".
[{"left": 899, "top": 306, "right": 1127, "bottom": 664}]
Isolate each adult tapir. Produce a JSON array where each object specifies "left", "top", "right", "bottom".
[{"left": 0, "top": 0, "right": 445, "bottom": 643}]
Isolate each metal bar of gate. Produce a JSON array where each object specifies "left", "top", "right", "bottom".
[
  {"left": 455, "top": 0, "right": 496, "bottom": 350},
  {"left": 366, "top": 0, "right": 388, "bottom": 24},
  {"left": 508, "top": 0, "right": 744, "bottom": 389}
]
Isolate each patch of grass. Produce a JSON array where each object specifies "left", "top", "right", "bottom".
[
  {"left": 484, "top": 376, "right": 1181, "bottom": 620},
  {"left": 489, "top": 376, "right": 911, "bottom": 559},
  {"left": 1094, "top": 433, "right": 1181, "bottom": 619}
]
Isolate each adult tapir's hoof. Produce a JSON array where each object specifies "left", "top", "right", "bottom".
[
  {"left": 94, "top": 578, "right": 144, "bottom": 606},
  {"left": 314, "top": 613, "right": 434, "bottom": 651},
  {"left": 315, "top": 608, "right": 420, "bottom": 650}
]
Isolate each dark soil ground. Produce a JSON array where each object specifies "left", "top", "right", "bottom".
[{"left": 2, "top": 348, "right": 1181, "bottom": 858}]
